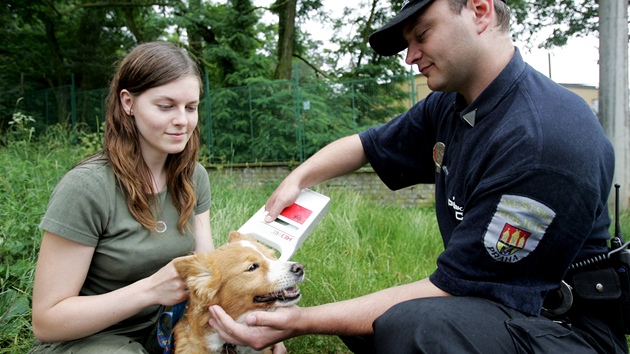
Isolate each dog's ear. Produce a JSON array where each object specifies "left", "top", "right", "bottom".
[
  {"left": 227, "top": 230, "right": 253, "bottom": 243},
  {"left": 174, "top": 254, "right": 214, "bottom": 286},
  {"left": 174, "top": 253, "right": 221, "bottom": 302},
  {"left": 173, "top": 254, "right": 199, "bottom": 280}
]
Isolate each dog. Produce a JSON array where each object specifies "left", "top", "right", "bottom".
[{"left": 172, "top": 231, "right": 305, "bottom": 353}]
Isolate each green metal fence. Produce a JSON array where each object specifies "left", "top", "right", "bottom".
[{"left": 16, "top": 66, "right": 420, "bottom": 164}]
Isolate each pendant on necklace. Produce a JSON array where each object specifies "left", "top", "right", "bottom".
[{"left": 155, "top": 221, "right": 167, "bottom": 233}]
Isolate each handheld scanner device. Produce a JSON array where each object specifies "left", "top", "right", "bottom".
[{"left": 238, "top": 189, "right": 330, "bottom": 261}]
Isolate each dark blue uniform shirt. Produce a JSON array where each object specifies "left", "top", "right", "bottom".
[{"left": 359, "top": 48, "right": 615, "bottom": 316}]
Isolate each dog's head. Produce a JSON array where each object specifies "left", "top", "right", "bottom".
[{"left": 174, "top": 231, "right": 304, "bottom": 321}]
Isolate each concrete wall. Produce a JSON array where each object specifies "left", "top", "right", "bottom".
[{"left": 207, "top": 164, "right": 435, "bottom": 207}]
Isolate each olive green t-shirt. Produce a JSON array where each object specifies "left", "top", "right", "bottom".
[{"left": 39, "top": 156, "right": 211, "bottom": 334}]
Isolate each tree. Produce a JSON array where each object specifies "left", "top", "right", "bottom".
[
  {"left": 509, "top": 0, "right": 598, "bottom": 49},
  {"left": 510, "top": 0, "right": 629, "bottom": 210},
  {"left": 272, "top": 0, "right": 298, "bottom": 80},
  {"left": 0, "top": 0, "right": 137, "bottom": 128},
  {"left": 270, "top": 0, "right": 325, "bottom": 80}
]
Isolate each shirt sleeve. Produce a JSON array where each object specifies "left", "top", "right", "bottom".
[
  {"left": 194, "top": 162, "right": 211, "bottom": 215},
  {"left": 430, "top": 166, "right": 610, "bottom": 316},
  {"left": 39, "top": 164, "right": 111, "bottom": 247},
  {"left": 359, "top": 92, "right": 453, "bottom": 190}
]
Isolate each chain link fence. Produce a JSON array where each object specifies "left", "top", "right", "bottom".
[{"left": 15, "top": 67, "right": 431, "bottom": 163}]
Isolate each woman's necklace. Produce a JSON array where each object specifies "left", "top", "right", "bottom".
[
  {"left": 155, "top": 186, "right": 168, "bottom": 234},
  {"left": 151, "top": 169, "right": 168, "bottom": 233},
  {"left": 155, "top": 220, "right": 167, "bottom": 233}
]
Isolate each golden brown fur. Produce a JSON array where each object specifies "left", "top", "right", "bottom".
[{"left": 173, "top": 231, "right": 304, "bottom": 353}]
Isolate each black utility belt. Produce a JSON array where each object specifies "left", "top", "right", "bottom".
[{"left": 543, "top": 257, "right": 630, "bottom": 334}]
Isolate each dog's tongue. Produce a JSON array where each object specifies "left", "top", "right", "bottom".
[{"left": 280, "top": 286, "right": 299, "bottom": 298}]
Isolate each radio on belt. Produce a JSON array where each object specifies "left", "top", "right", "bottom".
[{"left": 238, "top": 189, "right": 330, "bottom": 261}]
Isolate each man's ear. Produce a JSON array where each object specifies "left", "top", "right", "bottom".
[
  {"left": 119, "top": 89, "right": 134, "bottom": 115},
  {"left": 469, "top": 0, "right": 493, "bottom": 34}
]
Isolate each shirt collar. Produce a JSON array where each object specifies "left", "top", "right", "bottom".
[{"left": 455, "top": 47, "right": 527, "bottom": 127}]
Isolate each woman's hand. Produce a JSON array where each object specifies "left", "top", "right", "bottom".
[{"left": 145, "top": 258, "right": 189, "bottom": 306}]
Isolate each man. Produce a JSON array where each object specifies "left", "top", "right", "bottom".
[{"left": 208, "top": 0, "right": 627, "bottom": 352}]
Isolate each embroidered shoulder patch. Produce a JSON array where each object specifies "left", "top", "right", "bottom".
[{"left": 484, "top": 195, "right": 556, "bottom": 263}]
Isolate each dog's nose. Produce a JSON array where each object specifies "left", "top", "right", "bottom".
[{"left": 291, "top": 262, "right": 304, "bottom": 277}]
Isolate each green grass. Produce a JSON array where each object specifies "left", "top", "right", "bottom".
[
  {"left": 0, "top": 138, "right": 78, "bottom": 352},
  {"left": 0, "top": 132, "right": 445, "bottom": 353},
  {"left": 192, "top": 173, "right": 444, "bottom": 353},
  {"left": 1, "top": 126, "right": 630, "bottom": 353}
]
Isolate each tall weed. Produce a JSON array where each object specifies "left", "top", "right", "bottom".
[{"left": 0, "top": 126, "right": 84, "bottom": 352}]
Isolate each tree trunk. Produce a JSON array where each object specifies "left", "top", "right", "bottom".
[
  {"left": 274, "top": 0, "right": 297, "bottom": 80},
  {"left": 43, "top": 16, "right": 65, "bottom": 88},
  {"left": 122, "top": 2, "right": 143, "bottom": 43}
]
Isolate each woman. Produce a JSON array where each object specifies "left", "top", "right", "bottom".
[{"left": 29, "top": 41, "right": 214, "bottom": 353}]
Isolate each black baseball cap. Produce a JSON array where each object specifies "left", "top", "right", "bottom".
[{"left": 369, "top": 0, "right": 507, "bottom": 56}]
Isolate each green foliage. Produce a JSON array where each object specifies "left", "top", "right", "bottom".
[
  {"left": 0, "top": 0, "right": 415, "bottom": 129},
  {"left": 0, "top": 126, "right": 84, "bottom": 352},
  {"left": 0, "top": 289, "right": 30, "bottom": 348},
  {"left": 1, "top": 0, "right": 604, "bottom": 130},
  {"left": 183, "top": 0, "right": 275, "bottom": 88},
  {"left": 76, "top": 120, "right": 105, "bottom": 157},
  {"left": 510, "top": 0, "right": 599, "bottom": 49},
  {"left": 15, "top": 71, "right": 413, "bottom": 165},
  {"left": 1, "top": 0, "right": 135, "bottom": 92},
  {"left": 327, "top": 1, "right": 410, "bottom": 78},
  {"left": 204, "top": 74, "right": 410, "bottom": 163}
]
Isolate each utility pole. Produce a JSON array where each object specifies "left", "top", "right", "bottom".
[{"left": 599, "top": 0, "right": 629, "bottom": 210}]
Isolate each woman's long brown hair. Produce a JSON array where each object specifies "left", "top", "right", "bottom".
[{"left": 103, "top": 41, "right": 202, "bottom": 234}]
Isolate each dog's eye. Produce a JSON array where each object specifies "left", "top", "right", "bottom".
[{"left": 246, "top": 263, "right": 259, "bottom": 272}]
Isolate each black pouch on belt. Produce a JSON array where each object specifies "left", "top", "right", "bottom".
[
  {"left": 572, "top": 267, "right": 621, "bottom": 301},
  {"left": 569, "top": 266, "right": 630, "bottom": 334}
]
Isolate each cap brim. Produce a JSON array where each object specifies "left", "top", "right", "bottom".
[{"left": 368, "top": 0, "right": 434, "bottom": 56}]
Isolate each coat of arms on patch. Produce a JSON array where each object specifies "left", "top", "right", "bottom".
[
  {"left": 496, "top": 223, "right": 532, "bottom": 255},
  {"left": 484, "top": 194, "right": 555, "bottom": 263}
]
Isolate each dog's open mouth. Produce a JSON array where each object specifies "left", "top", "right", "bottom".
[{"left": 253, "top": 286, "right": 301, "bottom": 303}]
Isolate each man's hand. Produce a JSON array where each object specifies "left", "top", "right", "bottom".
[
  {"left": 208, "top": 305, "right": 301, "bottom": 352},
  {"left": 263, "top": 181, "right": 302, "bottom": 223}
]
